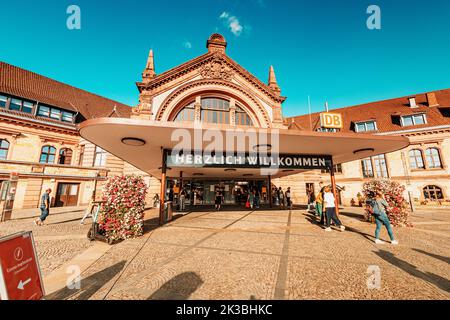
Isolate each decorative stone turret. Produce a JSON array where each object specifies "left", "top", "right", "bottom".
[
  {"left": 268, "top": 66, "right": 281, "bottom": 95},
  {"left": 142, "top": 49, "right": 156, "bottom": 83},
  {"left": 206, "top": 34, "right": 227, "bottom": 54}
]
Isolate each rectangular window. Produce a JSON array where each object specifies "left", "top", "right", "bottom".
[
  {"left": 321, "top": 164, "right": 343, "bottom": 174},
  {"left": 62, "top": 111, "right": 74, "bottom": 122},
  {"left": 78, "top": 145, "right": 85, "bottom": 166},
  {"left": 50, "top": 108, "right": 61, "bottom": 120},
  {"left": 93, "top": 146, "right": 107, "bottom": 167},
  {"left": 0, "top": 95, "right": 7, "bottom": 108},
  {"left": 22, "top": 101, "right": 34, "bottom": 113},
  {"left": 373, "top": 154, "right": 389, "bottom": 178},
  {"left": 401, "top": 114, "right": 426, "bottom": 127},
  {"left": 355, "top": 121, "right": 377, "bottom": 132},
  {"left": 361, "top": 158, "right": 374, "bottom": 178},
  {"left": 9, "top": 98, "right": 22, "bottom": 111},
  {"left": 38, "top": 105, "right": 50, "bottom": 117}
]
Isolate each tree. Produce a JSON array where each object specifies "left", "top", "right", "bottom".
[
  {"left": 362, "top": 179, "right": 412, "bottom": 227},
  {"left": 99, "top": 175, "right": 148, "bottom": 241}
]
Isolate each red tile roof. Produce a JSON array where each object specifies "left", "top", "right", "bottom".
[
  {"left": 0, "top": 62, "right": 131, "bottom": 119},
  {"left": 288, "top": 89, "right": 450, "bottom": 133}
]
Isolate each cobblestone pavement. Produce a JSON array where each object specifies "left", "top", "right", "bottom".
[
  {"left": 2, "top": 206, "right": 449, "bottom": 299},
  {"left": 0, "top": 210, "right": 93, "bottom": 277}
]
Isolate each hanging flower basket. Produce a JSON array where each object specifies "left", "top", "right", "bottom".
[{"left": 98, "top": 175, "right": 148, "bottom": 242}]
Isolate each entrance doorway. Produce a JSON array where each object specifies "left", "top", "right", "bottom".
[
  {"left": 168, "top": 179, "right": 269, "bottom": 208},
  {"left": 55, "top": 183, "right": 80, "bottom": 207}
]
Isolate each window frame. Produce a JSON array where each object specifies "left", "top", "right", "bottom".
[
  {"left": 58, "top": 148, "right": 73, "bottom": 165},
  {"left": 0, "top": 139, "right": 10, "bottom": 161},
  {"left": 39, "top": 145, "right": 57, "bottom": 164},
  {"left": 401, "top": 113, "right": 427, "bottom": 127},
  {"left": 425, "top": 148, "right": 442, "bottom": 169},
  {"left": 409, "top": 149, "right": 425, "bottom": 170},
  {"left": 93, "top": 146, "right": 107, "bottom": 167},
  {"left": 423, "top": 185, "right": 444, "bottom": 201},
  {"left": 354, "top": 120, "right": 377, "bottom": 133}
]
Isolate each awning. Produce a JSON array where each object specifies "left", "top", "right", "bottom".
[{"left": 78, "top": 118, "right": 410, "bottom": 179}]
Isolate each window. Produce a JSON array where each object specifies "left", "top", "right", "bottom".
[
  {"left": 93, "top": 146, "right": 107, "bottom": 167},
  {"left": 235, "top": 105, "right": 253, "bottom": 126},
  {"left": 201, "top": 98, "right": 230, "bottom": 124},
  {"left": 0, "top": 95, "right": 7, "bottom": 108},
  {"left": 355, "top": 120, "right": 377, "bottom": 132},
  {"left": 78, "top": 145, "right": 85, "bottom": 166},
  {"left": 174, "top": 102, "right": 195, "bottom": 122},
  {"left": 58, "top": 148, "right": 73, "bottom": 165},
  {"left": 321, "top": 164, "right": 343, "bottom": 174},
  {"left": 39, "top": 146, "right": 56, "bottom": 164},
  {"left": 373, "top": 154, "right": 389, "bottom": 178},
  {"left": 317, "top": 127, "right": 340, "bottom": 132},
  {"left": 401, "top": 114, "right": 426, "bottom": 127},
  {"left": 173, "top": 97, "right": 254, "bottom": 127},
  {"left": 361, "top": 158, "right": 374, "bottom": 178},
  {"left": 8, "top": 98, "right": 33, "bottom": 113},
  {"left": 38, "top": 105, "right": 50, "bottom": 117},
  {"left": 62, "top": 111, "right": 74, "bottom": 123},
  {"left": 37, "top": 104, "right": 75, "bottom": 122},
  {"left": 409, "top": 149, "right": 425, "bottom": 170},
  {"left": 50, "top": 108, "right": 61, "bottom": 120},
  {"left": 0, "top": 139, "right": 10, "bottom": 160},
  {"left": 423, "top": 185, "right": 444, "bottom": 201},
  {"left": 425, "top": 148, "right": 442, "bottom": 169}
]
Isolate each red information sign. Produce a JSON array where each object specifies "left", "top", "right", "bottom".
[{"left": 0, "top": 231, "right": 45, "bottom": 300}]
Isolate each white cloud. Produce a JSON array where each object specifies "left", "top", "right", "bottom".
[
  {"left": 219, "top": 11, "right": 244, "bottom": 36},
  {"left": 183, "top": 41, "right": 192, "bottom": 49}
]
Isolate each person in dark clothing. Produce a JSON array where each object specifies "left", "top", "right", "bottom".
[
  {"left": 35, "top": 188, "right": 51, "bottom": 226},
  {"left": 215, "top": 189, "right": 223, "bottom": 211}
]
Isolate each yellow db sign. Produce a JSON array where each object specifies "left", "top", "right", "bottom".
[{"left": 320, "top": 113, "right": 343, "bottom": 129}]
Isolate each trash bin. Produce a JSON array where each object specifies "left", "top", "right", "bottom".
[{"left": 164, "top": 201, "right": 173, "bottom": 223}]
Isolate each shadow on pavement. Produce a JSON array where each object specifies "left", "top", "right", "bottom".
[
  {"left": 413, "top": 248, "right": 450, "bottom": 265},
  {"left": 46, "top": 260, "right": 127, "bottom": 300},
  {"left": 375, "top": 250, "right": 450, "bottom": 293},
  {"left": 147, "top": 272, "right": 203, "bottom": 300}
]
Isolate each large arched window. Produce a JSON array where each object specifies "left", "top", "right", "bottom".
[
  {"left": 425, "top": 148, "right": 442, "bottom": 169},
  {"left": 40, "top": 146, "right": 56, "bottom": 164},
  {"left": 0, "top": 139, "right": 10, "bottom": 160},
  {"left": 409, "top": 149, "right": 424, "bottom": 170},
  {"left": 423, "top": 185, "right": 444, "bottom": 201},
  {"left": 58, "top": 148, "right": 73, "bottom": 165},
  {"left": 173, "top": 97, "right": 253, "bottom": 126}
]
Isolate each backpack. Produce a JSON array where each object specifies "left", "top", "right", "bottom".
[{"left": 366, "top": 200, "right": 381, "bottom": 216}]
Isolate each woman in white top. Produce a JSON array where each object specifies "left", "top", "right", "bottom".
[{"left": 323, "top": 187, "right": 345, "bottom": 232}]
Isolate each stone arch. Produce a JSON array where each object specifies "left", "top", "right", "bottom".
[{"left": 155, "top": 79, "right": 272, "bottom": 128}]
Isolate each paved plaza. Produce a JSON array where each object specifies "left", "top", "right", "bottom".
[{"left": 0, "top": 206, "right": 449, "bottom": 300}]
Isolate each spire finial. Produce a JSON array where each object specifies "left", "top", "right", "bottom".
[
  {"left": 268, "top": 65, "right": 281, "bottom": 94},
  {"left": 142, "top": 49, "right": 156, "bottom": 82}
]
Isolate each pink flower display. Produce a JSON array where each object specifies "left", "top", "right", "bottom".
[
  {"left": 98, "top": 175, "right": 148, "bottom": 241},
  {"left": 362, "top": 179, "right": 412, "bottom": 227}
]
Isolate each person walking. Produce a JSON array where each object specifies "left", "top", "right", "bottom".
[
  {"left": 278, "top": 187, "right": 285, "bottom": 209},
  {"left": 247, "top": 190, "right": 255, "bottom": 209},
  {"left": 367, "top": 191, "right": 398, "bottom": 245},
  {"left": 34, "top": 188, "right": 51, "bottom": 226},
  {"left": 285, "top": 187, "right": 292, "bottom": 209},
  {"left": 179, "top": 189, "right": 186, "bottom": 212},
  {"left": 307, "top": 188, "right": 316, "bottom": 212},
  {"left": 323, "top": 187, "right": 345, "bottom": 232},
  {"left": 215, "top": 189, "right": 223, "bottom": 211}
]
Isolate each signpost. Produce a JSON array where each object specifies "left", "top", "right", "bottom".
[{"left": 0, "top": 231, "right": 45, "bottom": 300}]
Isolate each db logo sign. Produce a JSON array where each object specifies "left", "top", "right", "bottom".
[{"left": 320, "top": 113, "right": 343, "bottom": 129}]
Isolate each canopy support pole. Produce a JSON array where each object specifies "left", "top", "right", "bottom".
[
  {"left": 329, "top": 158, "right": 340, "bottom": 218},
  {"left": 268, "top": 175, "right": 273, "bottom": 208},
  {"left": 159, "top": 149, "right": 167, "bottom": 226}
]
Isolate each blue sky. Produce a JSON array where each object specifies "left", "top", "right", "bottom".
[{"left": 1, "top": 0, "right": 450, "bottom": 116}]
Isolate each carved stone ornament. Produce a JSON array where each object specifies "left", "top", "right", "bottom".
[{"left": 200, "top": 57, "right": 233, "bottom": 81}]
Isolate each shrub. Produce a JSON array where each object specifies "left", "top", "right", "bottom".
[
  {"left": 99, "top": 175, "right": 148, "bottom": 241},
  {"left": 362, "top": 179, "right": 412, "bottom": 227}
]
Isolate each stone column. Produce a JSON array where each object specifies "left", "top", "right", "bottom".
[
  {"left": 194, "top": 96, "right": 202, "bottom": 123},
  {"left": 229, "top": 98, "right": 236, "bottom": 126}
]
